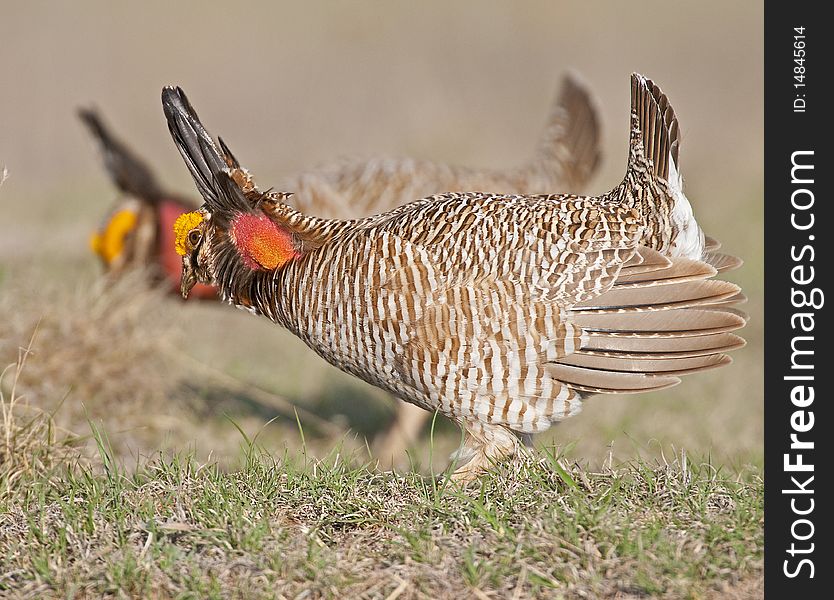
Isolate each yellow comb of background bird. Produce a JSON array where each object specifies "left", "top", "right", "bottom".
[
  {"left": 174, "top": 211, "right": 204, "bottom": 256},
  {"left": 90, "top": 209, "right": 138, "bottom": 264}
]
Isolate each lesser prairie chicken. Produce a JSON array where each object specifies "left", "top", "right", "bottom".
[
  {"left": 163, "top": 73, "right": 746, "bottom": 481},
  {"left": 83, "top": 74, "right": 604, "bottom": 464},
  {"left": 164, "top": 73, "right": 746, "bottom": 480}
]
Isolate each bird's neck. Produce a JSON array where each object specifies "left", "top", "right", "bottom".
[{"left": 230, "top": 212, "right": 300, "bottom": 271}]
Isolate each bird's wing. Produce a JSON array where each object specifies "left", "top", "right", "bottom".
[
  {"left": 374, "top": 194, "right": 642, "bottom": 306},
  {"left": 337, "top": 193, "right": 743, "bottom": 432},
  {"left": 332, "top": 194, "right": 641, "bottom": 430}
]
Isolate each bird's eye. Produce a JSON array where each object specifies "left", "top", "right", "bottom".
[{"left": 188, "top": 229, "right": 202, "bottom": 246}]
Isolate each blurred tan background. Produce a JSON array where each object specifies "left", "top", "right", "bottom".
[{"left": 0, "top": 1, "right": 762, "bottom": 469}]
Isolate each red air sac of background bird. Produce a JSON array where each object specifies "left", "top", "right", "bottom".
[{"left": 81, "top": 108, "right": 217, "bottom": 299}]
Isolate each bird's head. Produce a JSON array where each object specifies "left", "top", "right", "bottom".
[
  {"left": 173, "top": 192, "right": 301, "bottom": 300},
  {"left": 90, "top": 198, "right": 156, "bottom": 274},
  {"left": 90, "top": 204, "right": 139, "bottom": 270},
  {"left": 173, "top": 208, "right": 213, "bottom": 298},
  {"left": 163, "top": 86, "right": 302, "bottom": 304}
]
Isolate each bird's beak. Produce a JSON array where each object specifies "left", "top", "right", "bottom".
[{"left": 181, "top": 261, "right": 197, "bottom": 299}]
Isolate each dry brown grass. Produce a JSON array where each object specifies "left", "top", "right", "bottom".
[
  {"left": 1, "top": 171, "right": 83, "bottom": 500},
  {"left": 1, "top": 332, "right": 83, "bottom": 502},
  {"left": 0, "top": 268, "right": 353, "bottom": 469},
  {"left": 1, "top": 271, "right": 186, "bottom": 456}
]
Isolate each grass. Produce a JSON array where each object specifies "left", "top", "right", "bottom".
[
  {"left": 0, "top": 309, "right": 764, "bottom": 597},
  {"left": 1, "top": 333, "right": 84, "bottom": 505},
  {"left": 0, "top": 396, "right": 763, "bottom": 599}
]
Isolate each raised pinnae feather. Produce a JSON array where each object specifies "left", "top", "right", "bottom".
[
  {"left": 162, "top": 87, "right": 223, "bottom": 204},
  {"left": 162, "top": 86, "right": 250, "bottom": 219},
  {"left": 218, "top": 137, "right": 241, "bottom": 169}
]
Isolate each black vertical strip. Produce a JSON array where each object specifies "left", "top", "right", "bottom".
[{"left": 765, "top": 1, "right": 831, "bottom": 594}]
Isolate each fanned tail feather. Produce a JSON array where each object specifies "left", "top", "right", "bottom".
[
  {"left": 551, "top": 246, "right": 746, "bottom": 395},
  {"left": 628, "top": 73, "right": 704, "bottom": 259},
  {"left": 702, "top": 251, "right": 743, "bottom": 273},
  {"left": 704, "top": 235, "right": 722, "bottom": 251},
  {"left": 629, "top": 74, "right": 679, "bottom": 181}
]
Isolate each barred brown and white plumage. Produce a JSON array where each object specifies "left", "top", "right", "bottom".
[
  {"left": 164, "top": 73, "right": 746, "bottom": 481},
  {"left": 82, "top": 75, "right": 603, "bottom": 464}
]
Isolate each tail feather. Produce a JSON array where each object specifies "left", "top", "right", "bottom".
[
  {"left": 579, "top": 331, "right": 745, "bottom": 357},
  {"left": 702, "top": 251, "right": 743, "bottom": 273},
  {"left": 532, "top": 72, "right": 602, "bottom": 190},
  {"left": 626, "top": 73, "right": 706, "bottom": 260},
  {"left": 629, "top": 74, "right": 680, "bottom": 181},
  {"left": 615, "top": 256, "right": 717, "bottom": 286},
  {"left": 573, "top": 307, "right": 747, "bottom": 338},
  {"left": 546, "top": 362, "right": 680, "bottom": 395},
  {"left": 78, "top": 108, "right": 166, "bottom": 202},
  {"left": 573, "top": 279, "right": 739, "bottom": 313},
  {"left": 558, "top": 352, "right": 731, "bottom": 376},
  {"left": 553, "top": 247, "right": 746, "bottom": 395},
  {"left": 704, "top": 235, "right": 722, "bottom": 251},
  {"left": 703, "top": 291, "right": 748, "bottom": 308}
]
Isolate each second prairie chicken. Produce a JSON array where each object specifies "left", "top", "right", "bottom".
[
  {"left": 165, "top": 73, "right": 745, "bottom": 481},
  {"left": 82, "top": 74, "right": 603, "bottom": 464}
]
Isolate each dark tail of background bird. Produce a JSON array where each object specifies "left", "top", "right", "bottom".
[{"left": 78, "top": 108, "right": 167, "bottom": 203}]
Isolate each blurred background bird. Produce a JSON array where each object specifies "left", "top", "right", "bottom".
[
  {"left": 163, "top": 73, "right": 745, "bottom": 480},
  {"left": 81, "top": 73, "right": 604, "bottom": 467}
]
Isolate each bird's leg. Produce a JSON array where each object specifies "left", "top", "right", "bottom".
[
  {"left": 450, "top": 420, "right": 521, "bottom": 482},
  {"left": 372, "top": 399, "right": 431, "bottom": 470}
]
